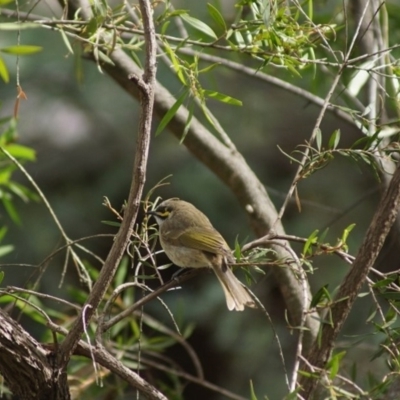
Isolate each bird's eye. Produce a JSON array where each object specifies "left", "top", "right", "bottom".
[{"left": 156, "top": 206, "right": 171, "bottom": 219}]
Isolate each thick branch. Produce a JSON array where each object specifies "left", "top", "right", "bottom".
[
  {"left": 0, "top": 308, "right": 70, "bottom": 399},
  {"left": 299, "top": 161, "right": 400, "bottom": 397}
]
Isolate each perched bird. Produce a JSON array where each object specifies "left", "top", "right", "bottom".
[{"left": 148, "top": 198, "right": 256, "bottom": 311}]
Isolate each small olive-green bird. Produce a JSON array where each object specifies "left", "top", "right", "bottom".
[{"left": 148, "top": 198, "right": 256, "bottom": 311}]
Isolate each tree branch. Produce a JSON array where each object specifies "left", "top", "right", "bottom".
[
  {"left": 299, "top": 161, "right": 400, "bottom": 397},
  {"left": 57, "top": 0, "right": 157, "bottom": 370},
  {"left": 0, "top": 308, "right": 70, "bottom": 399}
]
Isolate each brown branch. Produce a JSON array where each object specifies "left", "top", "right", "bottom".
[
  {"left": 57, "top": 0, "right": 157, "bottom": 370},
  {"left": 299, "top": 161, "right": 400, "bottom": 397},
  {"left": 0, "top": 308, "right": 70, "bottom": 399}
]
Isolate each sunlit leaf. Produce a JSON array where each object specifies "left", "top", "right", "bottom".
[
  {"left": 303, "top": 229, "right": 319, "bottom": 256},
  {"left": 348, "top": 60, "right": 375, "bottom": 97},
  {"left": 0, "top": 56, "right": 9, "bottom": 83},
  {"left": 0, "top": 244, "right": 13, "bottom": 258},
  {"left": 327, "top": 351, "right": 346, "bottom": 379},
  {"left": 163, "top": 41, "right": 186, "bottom": 85},
  {"left": 1, "top": 45, "right": 42, "bottom": 55},
  {"left": 4, "top": 144, "right": 36, "bottom": 161},
  {"left": 203, "top": 90, "right": 242, "bottom": 106}
]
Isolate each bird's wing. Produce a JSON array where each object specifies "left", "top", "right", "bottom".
[{"left": 164, "top": 226, "right": 229, "bottom": 255}]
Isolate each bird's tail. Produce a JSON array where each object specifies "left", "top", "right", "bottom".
[{"left": 213, "top": 263, "right": 256, "bottom": 311}]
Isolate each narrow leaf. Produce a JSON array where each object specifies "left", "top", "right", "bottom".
[
  {"left": 1, "top": 45, "right": 42, "bottom": 55},
  {"left": 207, "top": 4, "right": 226, "bottom": 32},
  {"left": 328, "top": 129, "right": 341, "bottom": 150},
  {"left": 163, "top": 41, "right": 186, "bottom": 85},
  {"left": 180, "top": 102, "right": 194, "bottom": 143},
  {"left": 0, "top": 56, "right": 9, "bottom": 83},
  {"left": 249, "top": 380, "right": 258, "bottom": 400},
  {"left": 303, "top": 229, "right": 319, "bottom": 256},
  {"left": 180, "top": 14, "right": 217, "bottom": 40},
  {"left": 203, "top": 90, "right": 242, "bottom": 106},
  {"left": 315, "top": 127, "right": 322, "bottom": 151},
  {"left": 2, "top": 196, "right": 21, "bottom": 225},
  {"left": 60, "top": 29, "right": 74, "bottom": 54},
  {"left": 155, "top": 90, "right": 188, "bottom": 136}
]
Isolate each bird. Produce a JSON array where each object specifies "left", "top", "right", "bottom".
[{"left": 147, "top": 198, "right": 256, "bottom": 311}]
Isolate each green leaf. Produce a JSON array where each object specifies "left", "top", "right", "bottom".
[
  {"left": 2, "top": 196, "right": 21, "bottom": 225},
  {"left": 328, "top": 129, "right": 341, "bottom": 150},
  {"left": 0, "top": 270, "right": 4, "bottom": 285},
  {"left": 180, "top": 102, "right": 194, "bottom": 143},
  {"left": 161, "top": 21, "right": 170, "bottom": 35},
  {"left": 0, "top": 56, "right": 9, "bottom": 83},
  {"left": 303, "top": 229, "right": 319, "bottom": 256},
  {"left": 198, "top": 63, "right": 220, "bottom": 74},
  {"left": 0, "top": 226, "right": 7, "bottom": 242},
  {"left": 0, "top": 0, "right": 14, "bottom": 5},
  {"left": 0, "top": 22, "right": 41, "bottom": 30},
  {"left": 163, "top": 41, "right": 186, "bottom": 85},
  {"left": 327, "top": 351, "right": 346, "bottom": 379},
  {"left": 249, "top": 380, "right": 258, "bottom": 400},
  {"left": 180, "top": 14, "right": 217, "bottom": 40},
  {"left": 341, "top": 223, "right": 355, "bottom": 244},
  {"left": 207, "top": 3, "right": 226, "bottom": 32},
  {"left": 1, "top": 45, "right": 42, "bottom": 55},
  {"left": 203, "top": 90, "right": 242, "bottom": 106},
  {"left": 380, "top": 292, "right": 400, "bottom": 300},
  {"left": 60, "top": 29, "right": 74, "bottom": 55},
  {"left": 4, "top": 144, "right": 36, "bottom": 161},
  {"left": 310, "top": 284, "right": 330, "bottom": 308},
  {"left": 315, "top": 128, "right": 322, "bottom": 151},
  {"left": 155, "top": 90, "right": 188, "bottom": 136},
  {"left": 0, "top": 244, "right": 14, "bottom": 258}
]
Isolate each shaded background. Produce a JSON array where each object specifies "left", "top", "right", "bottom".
[{"left": 1, "top": 0, "right": 399, "bottom": 398}]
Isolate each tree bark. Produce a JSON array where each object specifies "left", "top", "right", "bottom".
[{"left": 0, "top": 308, "right": 70, "bottom": 399}]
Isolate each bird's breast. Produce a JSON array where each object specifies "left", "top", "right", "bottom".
[{"left": 160, "top": 241, "right": 213, "bottom": 268}]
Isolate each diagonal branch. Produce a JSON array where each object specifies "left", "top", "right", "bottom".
[
  {"left": 299, "top": 160, "right": 400, "bottom": 397},
  {"left": 57, "top": 0, "right": 157, "bottom": 370}
]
